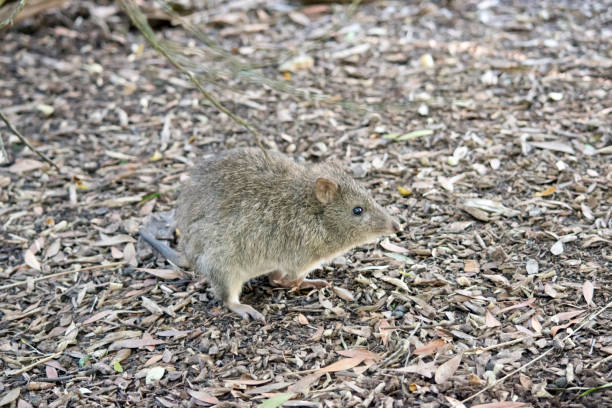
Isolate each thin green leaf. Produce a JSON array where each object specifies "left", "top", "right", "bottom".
[
  {"left": 580, "top": 382, "right": 612, "bottom": 396},
  {"left": 257, "top": 393, "right": 294, "bottom": 408},
  {"left": 113, "top": 361, "right": 124, "bottom": 373}
]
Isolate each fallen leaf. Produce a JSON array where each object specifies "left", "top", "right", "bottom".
[
  {"left": 332, "top": 286, "right": 354, "bottom": 301},
  {"left": 551, "top": 318, "right": 584, "bottom": 337},
  {"left": 531, "top": 316, "right": 542, "bottom": 335},
  {"left": 392, "top": 360, "right": 436, "bottom": 378},
  {"left": 296, "top": 314, "right": 309, "bottom": 325},
  {"left": 145, "top": 366, "right": 165, "bottom": 385},
  {"left": 435, "top": 354, "right": 462, "bottom": 384},
  {"left": 544, "top": 283, "right": 558, "bottom": 298},
  {"left": 485, "top": 310, "right": 501, "bottom": 328},
  {"left": 287, "top": 373, "right": 323, "bottom": 393},
  {"left": 123, "top": 243, "right": 137, "bottom": 267},
  {"left": 378, "top": 319, "right": 393, "bottom": 345},
  {"left": 529, "top": 141, "right": 574, "bottom": 154},
  {"left": 8, "top": 159, "right": 44, "bottom": 173},
  {"left": 23, "top": 249, "right": 41, "bottom": 271},
  {"left": 583, "top": 281, "right": 594, "bottom": 306},
  {"left": 380, "top": 239, "right": 409, "bottom": 253},
  {"left": 257, "top": 393, "right": 294, "bottom": 408},
  {"left": 336, "top": 348, "right": 380, "bottom": 361},
  {"left": 551, "top": 310, "right": 584, "bottom": 323},
  {"left": 136, "top": 268, "right": 183, "bottom": 280},
  {"left": 471, "top": 402, "right": 528, "bottom": 408},
  {"left": 414, "top": 338, "right": 446, "bottom": 356},
  {"left": 82, "top": 310, "right": 115, "bottom": 325},
  {"left": 108, "top": 337, "right": 164, "bottom": 350},
  {"left": 187, "top": 389, "right": 220, "bottom": 405},
  {"left": 92, "top": 234, "right": 135, "bottom": 247},
  {"left": 550, "top": 240, "right": 564, "bottom": 255},
  {"left": 535, "top": 186, "right": 556, "bottom": 197},
  {"left": 316, "top": 357, "right": 365, "bottom": 373},
  {"left": 497, "top": 298, "right": 536, "bottom": 314},
  {"left": 0, "top": 388, "right": 20, "bottom": 406}
]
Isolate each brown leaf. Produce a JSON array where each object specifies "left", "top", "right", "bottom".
[
  {"left": 471, "top": 402, "right": 528, "bottom": 408},
  {"left": 336, "top": 348, "right": 380, "bottom": 361},
  {"left": 296, "top": 314, "right": 309, "bottom": 325},
  {"left": 530, "top": 315, "right": 542, "bottom": 335},
  {"left": 82, "top": 310, "right": 115, "bottom": 325},
  {"left": 316, "top": 357, "right": 364, "bottom": 373},
  {"left": 123, "top": 243, "right": 137, "bottom": 267},
  {"left": 187, "top": 390, "right": 219, "bottom": 405},
  {"left": 287, "top": 373, "right": 323, "bottom": 393},
  {"left": 485, "top": 310, "right": 501, "bottom": 328},
  {"left": 583, "top": 281, "right": 594, "bottom": 306},
  {"left": 551, "top": 310, "right": 584, "bottom": 323},
  {"left": 310, "top": 326, "right": 323, "bottom": 341},
  {"left": 497, "top": 298, "right": 535, "bottom": 314},
  {"left": 108, "top": 337, "right": 164, "bottom": 351},
  {"left": 332, "top": 286, "right": 355, "bottom": 301},
  {"left": 378, "top": 319, "right": 393, "bottom": 345},
  {"left": 434, "top": 354, "right": 462, "bottom": 384},
  {"left": 136, "top": 268, "right": 183, "bottom": 280},
  {"left": 414, "top": 338, "right": 446, "bottom": 356},
  {"left": 551, "top": 318, "right": 583, "bottom": 337},
  {"left": 380, "top": 239, "right": 409, "bottom": 253}
]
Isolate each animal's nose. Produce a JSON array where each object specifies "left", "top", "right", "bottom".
[{"left": 391, "top": 220, "right": 401, "bottom": 234}]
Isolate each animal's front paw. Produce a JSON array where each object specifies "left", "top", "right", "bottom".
[{"left": 227, "top": 302, "right": 266, "bottom": 323}]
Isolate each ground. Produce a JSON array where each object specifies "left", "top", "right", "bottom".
[{"left": 0, "top": 0, "right": 611, "bottom": 407}]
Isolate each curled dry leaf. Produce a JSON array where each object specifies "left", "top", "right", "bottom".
[
  {"left": 337, "top": 348, "right": 380, "bottom": 361},
  {"left": 378, "top": 319, "right": 393, "bottom": 345},
  {"left": 544, "top": 283, "right": 558, "bottom": 298},
  {"left": 551, "top": 318, "right": 584, "bottom": 337},
  {"left": 287, "top": 373, "right": 323, "bottom": 393},
  {"left": 497, "top": 298, "right": 536, "bottom": 314},
  {"left": 136, "top": 268, "right": 183, "bottom": 280},
  {"left": 551, "top": 309, "right": 584, "bottom": 323},
  {"left": 414, "top": 338, "right": 446, "bottom": 356},
  {"left": 376, "top": 275, "right": 410, "bottom": 292},
  {"left": 583, "top": 281, "right": 594, "bottom": 306},
  {"left": 24, "top": 249, "right": 42, "bottom": 271},
  {"left": 471, "top": 402, "right": 528, "bottom": 408},
  {"left": 187, "top": 389, "right": 220, "bottom": 405},
  {"left": 380, "top": 239, "right": 409, "bottom": 253},
  {"left": 435, "top": 354, "right": 462, "bottom": 384},
  {"left": 316, "top": 357, "right": 366, "bottom": 374},
  {"left": 296, "top": 314, "right": 309, "bottom": 325},
  {"left": 123, "top": 243, "right": 137, "bottom": 267},
  {"left": 332, "top": 286, "right": 354, "bottom": 301},
  {"left": 530, "top": 315, "right": 542, "bottom": 335},
  {"left": 108, "top": 337, "right": 164, "bottom": 351}
]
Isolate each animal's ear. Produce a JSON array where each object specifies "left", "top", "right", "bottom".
[{"left": 315, "top": 177, "right": 338, "bottom": 204}]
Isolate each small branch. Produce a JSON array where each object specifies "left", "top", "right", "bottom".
[
  {"left": 0, "top": 109, "right": 59, "bottom": 170},
  {"left": 0, "top": 0, "right": 28, "bottom": 30},
  {"left": 0, "top": 261, "right": 127, "bottom": 290},
  {"left": 118, "top": 0, "right": 270, "bottom": 161},
  {"left": 5, "top": 351, "right": 62, "bottom": 376},
  {"left": 462, "top": 299, "right": 612, "bottom": 404}
]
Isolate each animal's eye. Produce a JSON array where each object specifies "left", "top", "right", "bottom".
[{"left": 352, "top": 206, "right": 363, "bottom": 216}]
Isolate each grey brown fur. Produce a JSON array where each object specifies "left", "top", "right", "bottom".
[{"left": 141, "top": 148, "right": 399, "bottom": 321}]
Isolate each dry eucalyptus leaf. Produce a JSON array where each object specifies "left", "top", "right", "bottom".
[
  {"left": 582, "top": 281, "right": 594, "bottom": 306},
  {"left": 24, "top": 249, "right": 42, "bottom": 271},
  {"left": 187, "top": 389, "right": 220, "bottom": 405},
  {"left": 434, "top": 354, "right": 462, "bottom": 384}
]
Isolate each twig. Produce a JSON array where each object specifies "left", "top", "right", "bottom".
[
  {"left": 462, "top": 299, "right": 612, "bottom": 404},
  {"left": 0, "top": 109, "right": 59, "bottom": 170},
  {"left": 0, "top": 261, "right": 126, "bottom": 290},
  {"left": 5, "top": 351, "right": 62, "bottom": 376},
  {"left": 118, "top": 0, "right": 270, "bottom": 161},
  {"left": 0, "top": 122, "right": 8, "bottom": 164},
  {"left": 464, "top": 336, "right": 538, "bottom": 355},
  {"left": 0, "top": 0, "right": 28, "bottom": 29}
]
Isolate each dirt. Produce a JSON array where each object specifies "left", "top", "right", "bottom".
[{"left": 0, "top": 0, "right": 611, "bottom": 407}]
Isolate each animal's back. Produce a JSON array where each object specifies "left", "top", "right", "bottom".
[{"left": 176, "top": 148, "right": 317, "bottom": 269}]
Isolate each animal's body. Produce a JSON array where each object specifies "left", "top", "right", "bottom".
[{"left": 141, "top": 148, "right": 399, "bottom": 321}]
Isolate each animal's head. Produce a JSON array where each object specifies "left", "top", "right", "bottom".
[{"left": 313, "top": 164, "right": 400, "bottom": 246}]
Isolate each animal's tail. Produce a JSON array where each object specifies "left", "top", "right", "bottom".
[{"left": 139, "top": 229, "right": 189, "bottom": 268}]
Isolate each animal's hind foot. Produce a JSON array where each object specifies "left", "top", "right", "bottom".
[{"left": 226, "top": 302, "right": 265, "bottom": 323}]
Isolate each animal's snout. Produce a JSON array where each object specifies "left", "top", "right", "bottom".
[{"left": 390, "top": 219, "right": 401, "bottom": 234}]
